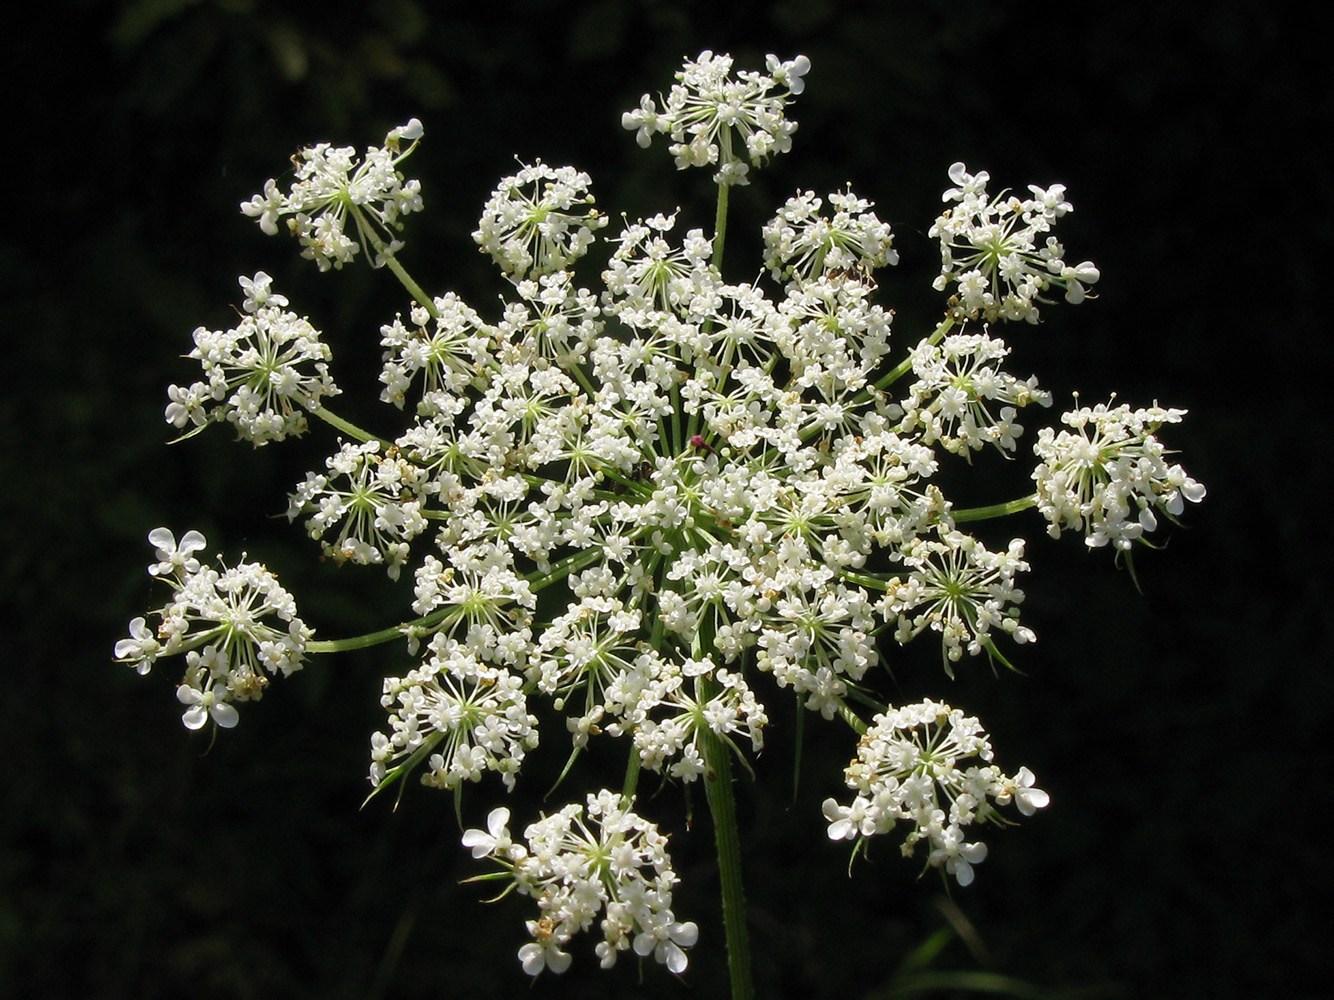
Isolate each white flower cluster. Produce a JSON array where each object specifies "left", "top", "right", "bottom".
[
  {"left": 165, "top": 273, "right": 338, "bottom": 445},
  {"left": 899, "top": 330, "right": 1051, "bottom": 458},
  {"left": 122, "top": 50, "right": 1205, "bottom": 985},
  {"left": 286, "top": 439, "right": 429, "bottom": 580},
  {"left": 822, "top": 700, "right": 1049, "bottom": 886},
  {"left": 603, "top": 210, "right": 714, "bottom": 313},
  {"left": 930, "top": 162, "right": 1100, "bottom": 324},
  {"left": 376, "top": 292, "right": 493, "bottom": 410},
  {"left": 623, "top": 50, "right": 810, "bottom": 185},
  {"left": 498, "top": 270, "right": 602, "bottom": 365},
  {"left": 1032, "top": 400, "right": 1207, "bottom": 549},
  {"left": 879, "top": 530, "right": 1035, "bottom": 674},
  {"left": 115, "top": 529, "right": 311, "bottom": 729},
  {"left": 762, "top": 188, "right": 898, "bottom": 286},
  {"left": 461, "top": 794, "right": 698, "bottom": 976},
  {"left": 302, "top": 179, "right": 1043, "bottom": 815},
  {"left": 371, "top": 632, "right": 538, "bottom": 790},
  {"left": 241, "top": 119, "right": 424, "bottom": 270},
  {"left": 472, "top": 161, "right": 608, "bottom": 281}
]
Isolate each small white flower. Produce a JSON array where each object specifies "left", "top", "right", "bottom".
[
  {"left": 147, "top": 527, "right": 207, "bottom": 578},
  {"left": 386, "top": 118, "right": 423, "bottom": 143},
  {"left": 1004, "top": 767, "right": 1051, "bottom": 816},
  {"left": 766, "top": 53, "right": 811, "bottom": 94},
  {"left": 237, "top": 271, "right": 288, "bottom": 313},
  {"left": 114, "top": 617, "right": 162, "bottom": 674},
  {"left": 633, "top": 917, "right": 699, "bottom": 974},
  {"left": 462, "top": 807, "right": 513, "bottom": 858},
  {"left": 931, "top": 831, "right": 987, "bottom": 886},
  {"left": 518, "top": 935, "right": 573, "bottom": 976},
  {"left": 176, "top": 682, "right": 240, "bottom": 730}
]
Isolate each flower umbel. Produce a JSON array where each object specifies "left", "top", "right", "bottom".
[
  {"left": 121, "top": 49, "right": 1205, "bottom": 993},
  {"left": 763, "top": 187, "right": 898, "bottom": 287},
  {"left": 116, "top": 529, "right": 311, "bottom": 729},
  {"left": 462, "top": 793, "right": 698, "bottom": 976},
  {"left": 623, "top": 50, "right": 810, "bottom": 185},
  {"left": 165, "top": 274, "right": 338, "bottom": 445},
  {"left": 1032, "top": 399, "right": 1206, "bottom": 549},
  {"left": 823, "top": 700, "right": 1049, "bottom": 886},
  {"left": 371, "top": 633, "right": 538, "bottom": 790},
  {"left": 241, "top": 119, "right": 424, "bottom": 269},
  {"left": 931, "top": 162, "right": 1099, "bottom": 324},
  {"left": 473, "top": 160, "right": 608, "bottom": 281}
]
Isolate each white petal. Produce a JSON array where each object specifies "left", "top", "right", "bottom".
[
  {"left": 671, "top": 921, "right": 699, "bottom": 947},
  {"left": 518, "top": 943, "right": 545, "bottom": 976},
  {"left": 211, "top": 702, "right": 240, "bottom": 728},
  {"left": 148, "top": 527, "right": 176, "bottom": 551},
  {"left": 953, "top": 860, "right": 974, "bottom": 886},
  {"left": 664, "top": 941, "right": 689, "bottom": 973},
  {"left": 546, "top": 947, "right": 572, "bottom": 975}
]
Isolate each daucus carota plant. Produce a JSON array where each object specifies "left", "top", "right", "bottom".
[{"left": 117, "top": 50, "right": 1204, "bottom": 997}]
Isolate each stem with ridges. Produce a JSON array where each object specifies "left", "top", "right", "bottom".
[
  {"left": 952, "top": 494, "right": 1038, "bottom": 522},
  {"left": 694, "top": 583, "right": 753, "bottom": 1000},
  {"left": 312, "top": 406, "right": 390, "bottom": 446},
  {"left": 700, "top": 716, "right": 752, "bottom": 1000}
]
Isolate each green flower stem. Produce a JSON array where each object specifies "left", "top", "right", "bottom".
[
  {"left": 683, "top": 135, "right": 735, "bottom": 451},
  {"left": 558, "top": 343, "right": 603, "bottom": 403},
  {"left": 951, "top": 494, "right": 1038, "bottom": 522},
  {"left": 349, "top": 202, "right": 438, "bottom": 319},
  {"left": 699, "top": 714, "right": 753, "bottom": 1000},
  {"left": 622, "top": 747, "right": 641, "bottom": 800},
  {"left": 712, "top": 170, "right": 731, "bottom": 273},
  {"left": 312, "top": 406, "right": 390, "bottom": 446},
  {"left": 836, "top": 568, "right": 895, "bottom": 592},
  {"left": 523, "top": 546, "right": 607, "bottom": 592},
  {"left": 306, "top": 609, "right": 449, "bottom": 654},
  {"left": 694, "top": 594, "right": 753, "bottom": 1000},
  {"left": 872, "top": 315, "right": 956, "bottom": 393},
  {"left": 382, "top": 254, "right": 437, "bottom": 319},
  {"left": 834, "top": 697, "right": 870, "bottom": 736}
]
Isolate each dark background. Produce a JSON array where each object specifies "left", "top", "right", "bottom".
[{"left": 3, "top": 2, "right": 1325, "bottom": 998}]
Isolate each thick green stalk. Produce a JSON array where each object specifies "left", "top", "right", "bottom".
[
  {"left": 685, "top": 141, "right": 755, "bottom": 998},
  {"left": 952, "top": 494, "right": 1038, "bottom": 522},
  {"left": 694, "top": 584, "right": 753, "bottom": 1000},
  {"left": 712, "top": 175, "right": 731, "bottom": 272},
  {"left": 699, "top": 719, "right": 753, "bottom": 1000}
]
